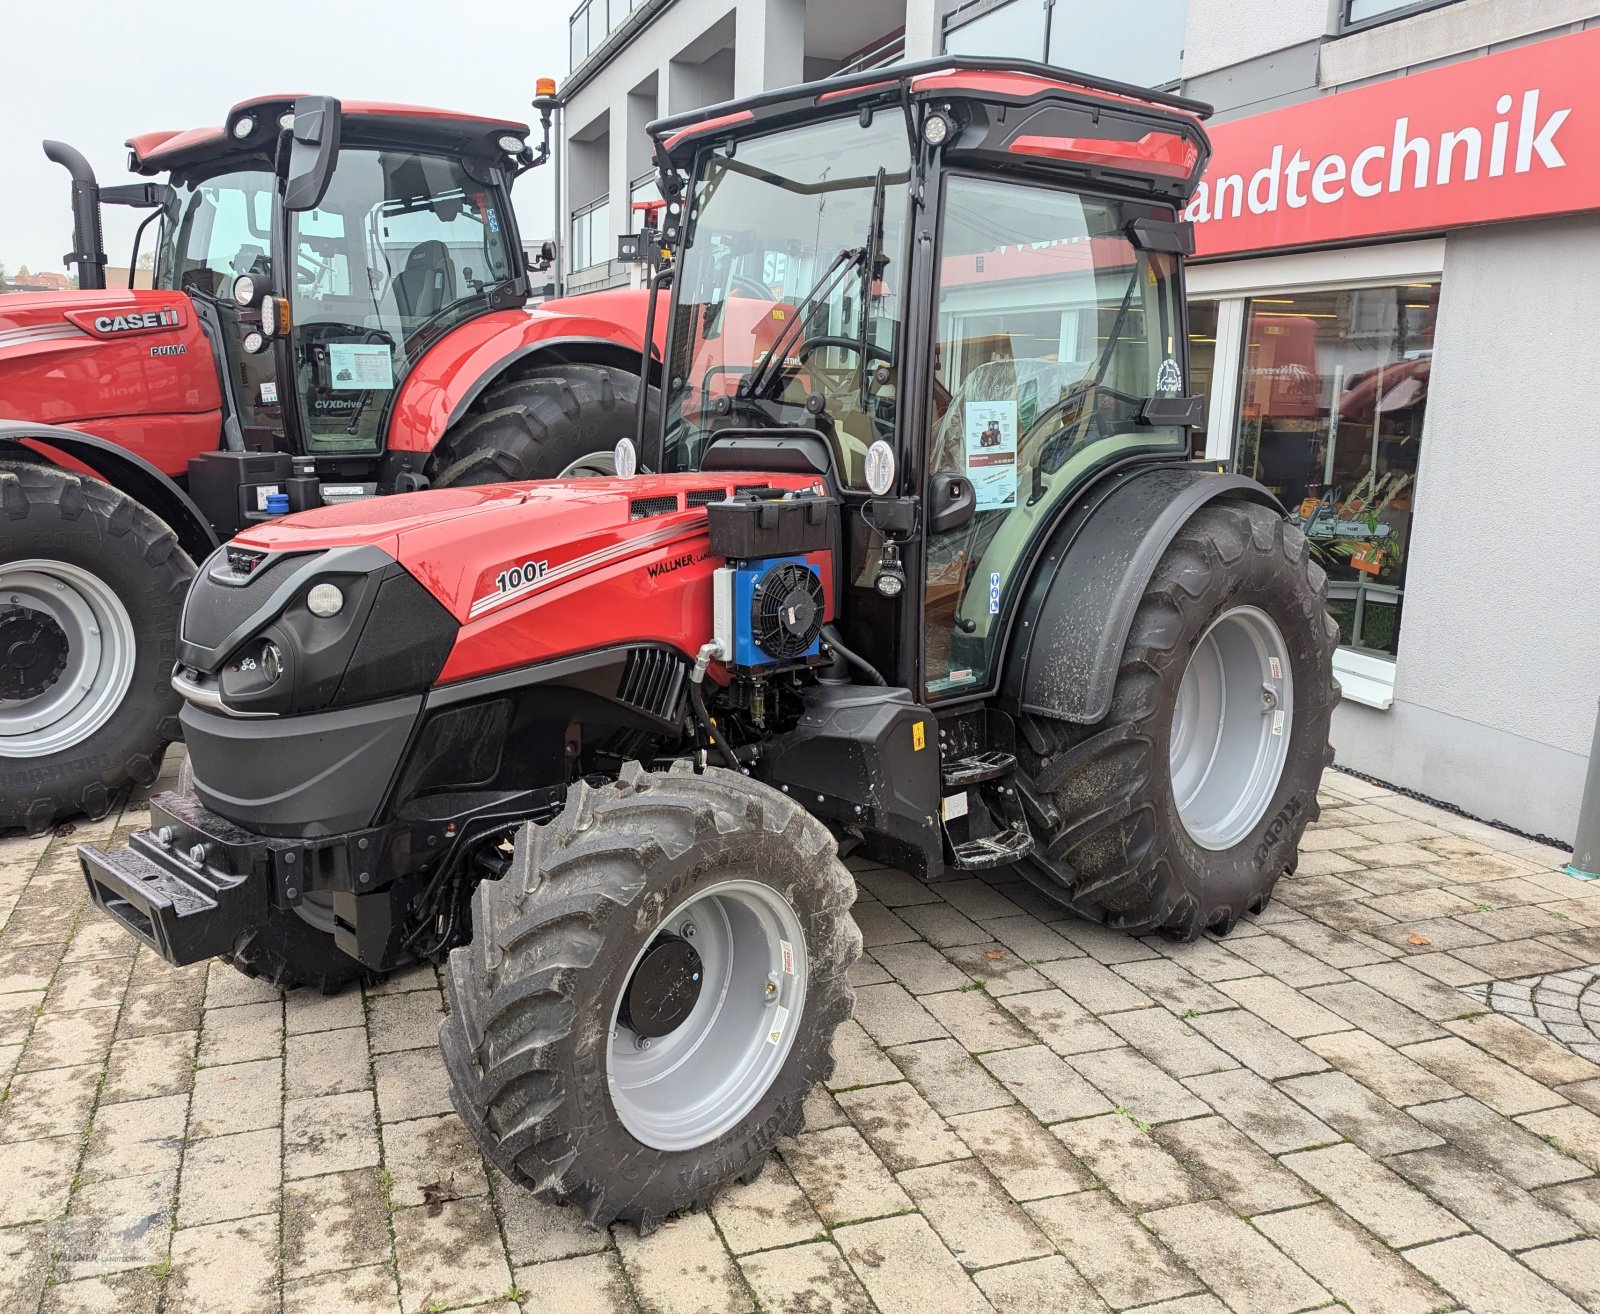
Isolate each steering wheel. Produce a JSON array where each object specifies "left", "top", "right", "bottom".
[
  {"left": 727, "top": 274, "right": 773, "bottom": 300},
  {"left": 788, "top": 335, "right": 895, "bottom": 400}
]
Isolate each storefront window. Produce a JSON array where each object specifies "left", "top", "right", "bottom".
[
  {"left": 1187, "top": 299, "right": 1218, "bottom": 446},
  {"left": 1233, "top": 283, "right": 1437, "bottom": 657},
  {"left": 944, "top": 0, "right": 1187, "bottom": 88}
]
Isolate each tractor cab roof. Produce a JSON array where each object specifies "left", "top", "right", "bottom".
[
  {"left": 127, "top": 95, "right": 530, "bottom": 176},
  {"left": 649, "top": 57, "right": 1213, "bottom": 204}
]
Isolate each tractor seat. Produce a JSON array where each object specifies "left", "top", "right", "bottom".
[{"left": 393, "top": 240, "right": 457, "bottom": 322}]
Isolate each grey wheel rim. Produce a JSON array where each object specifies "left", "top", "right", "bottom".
[
  {"left": 557, "top": 450, "right": 616, "bottom": 477},
  {"left": 608, "top": 879, "right": 807, "bottom": 1151},
  {"left": 0, "top": 559, "right": 136, "bottom": 759},
  {"left": 1170, "top": 605, "right": 1293, "bottom": 851}
]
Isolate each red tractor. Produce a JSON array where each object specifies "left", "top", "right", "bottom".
[
  {"left": 82, "top": 60, "right": 1338, "bottom": 1230},
  {"left": 0, "top": 89, "right": 653, "bottom": 832}
]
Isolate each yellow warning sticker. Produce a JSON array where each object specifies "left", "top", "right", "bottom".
[
  {"left": 912, "top": 721, "right": 926, "bottom": 751},
  {"left": 771, "top": 307, "right": 786, "bottom": 320}
]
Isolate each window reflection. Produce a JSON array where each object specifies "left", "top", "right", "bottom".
[{"left": 1235, "top": 284, "right": 1437, "bottom": 656}]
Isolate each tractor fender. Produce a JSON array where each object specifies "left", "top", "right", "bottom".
[
  {"left": 0, "top": 419, "right": 218, "bottom": 563},
  {"left": 1003, "top": 463, "right": 1282, "bottom": 725},
  {"left": 386, "top": 290, "right": 659, "bottom": 454}
]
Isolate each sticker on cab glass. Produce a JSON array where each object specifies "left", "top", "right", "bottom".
[
  {"left": 989, "top": 571, "right": 1002, "bottom": 615},
  {"left": 1156, "top": 357, "right": 1183, "bottom": 394},
  {"left": 327, "top": 342, "right": 394, "bottom": 390}
]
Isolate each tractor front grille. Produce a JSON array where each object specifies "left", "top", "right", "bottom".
[
  {"left": 629, "top": 495, "right": 680, "bottom": 520},
  {"left": 616, "top": 647, "right": 688, "bottom": 723}
]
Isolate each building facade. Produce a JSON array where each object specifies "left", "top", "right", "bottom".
[{"left": 560, "top": 0, "right": 1600, "bottom": 841}]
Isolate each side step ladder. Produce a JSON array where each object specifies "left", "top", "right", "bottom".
[{"left": 938, "top": 751, "right": 1036, "bottom": 870}]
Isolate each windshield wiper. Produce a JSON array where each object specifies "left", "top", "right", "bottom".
[{"left": 743, "top": 245, "right": 867, "bottom": 401}]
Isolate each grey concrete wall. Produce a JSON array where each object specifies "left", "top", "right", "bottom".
[
  {"left": 1330, "top": 213, "right": 1600, "bottom": 841},
  {"left": 1181, "top": 0, "right": 1331, "bottom": 78}
]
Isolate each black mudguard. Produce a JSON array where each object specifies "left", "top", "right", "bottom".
[{"left": 1002, "top": 463, "right": 1282, "bottom": 725}]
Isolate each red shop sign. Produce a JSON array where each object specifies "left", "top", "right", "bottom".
[{"left": 1186, "top": 27, "right": 1600, "bottom": 258}]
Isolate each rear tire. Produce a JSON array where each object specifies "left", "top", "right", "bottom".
[
  {"left": 428, "top": 362, "right": 658, "bottom": 486},
  {"left": 440, "top": 761, "right": 860, "bottom": 1232},
  {"left": 0, "top": 463, "right": 192, "bottom": 834},
  {"left": 1015, "top": 501, "right": 1339, "bottom": 939}
]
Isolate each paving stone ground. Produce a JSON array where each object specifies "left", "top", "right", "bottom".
[{"left": 2, "top": 753, "right": 1597, "bottom": 1313}]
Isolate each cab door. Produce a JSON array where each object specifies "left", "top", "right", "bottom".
[{"left": 920, "top": 173, "right": 1191, "bottom": 700}]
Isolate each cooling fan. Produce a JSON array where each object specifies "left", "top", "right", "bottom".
[{"left": 712, "top": 555, "right": 826, "bottom": 670}]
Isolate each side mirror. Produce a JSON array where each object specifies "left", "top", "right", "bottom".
[{"left": 284, "top": 96, "right": 342, "bottom": 213}]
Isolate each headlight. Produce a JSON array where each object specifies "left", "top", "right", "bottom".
[
  {"left": 232, "top": 115, "right": 256, "bottom": 140},
  {"left": 497, "top": 133, "right": 524, "bottom": 154},
  {"left": 232, "top": 273, "right": 264, "bottom": 307},
  {"left": 260, "top": 641, "right": 283, "bottom": 683},
  {"left": 923, "top": 112, "right": 954, "bottom": 145},
  {"left": 241, "top": 329, "right": 268, "bottom": 355},
  {"left": 307, "top": 583, "right": 344, "bottom": 617}
]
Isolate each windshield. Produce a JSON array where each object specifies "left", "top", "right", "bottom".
[
  {"left": 288, "top": 149, "right": 517, "bottom": 453},
  {"left": 660, "top": 114, "right": 911, "bottom": 486}
]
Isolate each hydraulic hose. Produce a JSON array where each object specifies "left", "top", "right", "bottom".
[
  {"left": 689, "top": 644, "right": 743, "bottom": 770},
  {"left": 822, "top": 625, "right": 886, "bottom": 686}
]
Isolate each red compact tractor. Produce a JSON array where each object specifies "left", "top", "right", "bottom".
[
  {"left": 82, "top": 60, "right": 1338, "bottom": 1230},
  {"left": 0, "top": 88, "right": 654, "bottom": 831}
]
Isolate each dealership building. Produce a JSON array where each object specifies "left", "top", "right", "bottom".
[{"left": 559, "top": 0, "right": 1600, "bottom": 841}]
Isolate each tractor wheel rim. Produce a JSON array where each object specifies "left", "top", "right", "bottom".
[
  {"left": 0, "top": 560, "right": 136, "bottom": 759},
  {"left": 1169, "top": 605, "right": 1294, "bottom": 851},
  {"left": 607, "top": 878, "right": 807, "bottom": 1152},
  {"left": 556, "top": 451, "right": 616, "bottom": 477}
]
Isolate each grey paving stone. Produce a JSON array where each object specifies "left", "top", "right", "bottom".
[
  {"left": 852, "top": 982, "right": 949, "bottom": 1046},
  {"left": 283, "top": 1167, "right": 395, "bottom": 1278},
  {"left": 1410, "top": 1095, "right": 1593, "bottom": 1189},
  {"left": 1252, "top": 1203, "right": 1443, "bottom": 1314},
  {"left": 936, "top": 878, "right": 1026, "bottom": 922},
  {"left": 980, "top": 914, "right": 1082, "bottom": 964},
  {"left": 168, "top": 1213, "right": 279, "bottom": 1314},
  {"left": 1217, "top": 975, "right": 1353, "bottom": 1037},
  {"left": 835, "top": 1213, "right": 991, "bottom": 1314},
  {"left": 364, "top": 989, "right": 445, "bottom": 1054},
  {"left": 889, "top": 1037, "right": 1013, "bottom": 1114},
  {"left": 391, "top": 1193, "right": 513, "bottom": 1314},
  {"left": 282, "top": 1264, "right": 401, "bottom": 1314},
  {"left": 1053, "top": 1113, "right": 1207, "bottom": 1211},
  {"left": 835, "top": 1080, "right": 970, "bottom": 1170},
  {"left": 871, "top": 940, "right": 975, "bottom": 994},
  {"left": 614, "top": 1209, "right": 749, "bottom": 1314},
  {"left": 1067, "top": 1045, "right": 1212, "bottom": 1124},
  {"left": 897, "top": 902, "right": 992, "bottom": 948},
  {"left": 1279, "top": 1144, "right": 1466, "bottom": 1248},
  {"left": 999, "top": 988, "right": 1123, "bottom": 1056},
  {"left": 1278, "top": 1070, "right": 1444, "bottom": 1155},
  {"left": 286, "top": 1026, "right": 371, "bottom": 1099},
  {"left": 899, "top": 1158, "right": 1054, "bottom": 1269},
  {"left": 1268, "top": 919, "right": 1397, "bottom": 970},
  {"left": 921, "top": 987, "right": 1036, "bottom": 1053},
  {"left": 975, "top": 1254, "right": 1108, "bottom": 1314},
  {"left": 1153, "top": 1116, "right": 1320, "bottom": 1215},
  {"left": 827, "top": 1017, "right": 902, "bottom": 1089},
  {"left": 283, "top": 1090, "right": 379, "bottom": 1180},
  {"left": 178, "top": 1127, "right": 281, "bottom": 1227},
  {"left": 101, "top": 1030, "right": 197, "bottom": 1103},
  {"left": 1110, "top": 959, "right": 1235, "bottom": 1014},
  {"left": 1517, "top": 1103, "right": 1600, "bottom": 1171},
  {"left": 196, "top": 999, "right": 282, "bottom": 1067},
  {"left": 1143, "top": 1200, "right": 1329, "bottom": 1314},
  {"left": 739, "top": 1240, "right": 873, "bottom": 1314},
  {"left": 1182, "top": 1068, "right": 1339, "bottom": 1154},
  {"left": 854, "top": 867, "right": 944, "bottom": 907},
  {"left": 980, "top": 1044, "right": 1115, "bottom": 1122},
  {"left": 942, "top": 942, "right": 1051, "bottom": 994},
  {"left": 1303, "top": 980, "right": 1446, "bottom": 1046},
  {"left": 1036, "top": 958, "right": 1156, "bottom": 1014},
  {"left": 1305, "top": 1029, "right": 1461, "bottom": 1106},
  {"left": 80, "top": 1091, "right": 187, "bottom": 1182},
  {"left": 1346, "top": 961, "right": 1487, "bottom": 1022},
  {"left": 382, "top": 1112, "right": 489, "bottom": 1207},
  {"left": 1390, "top": 1145, "right": 1584, "bottom": 1250},
  {"left": 1055, "top": 920, "right": 1163, "bottom": 965},
  {"left": 1402, "top": 1036, "right": 1568, "bottom": 1116},
  {"left": 1445, "top": 1012, "right": 1600, "bottom": 1087},
  {"left": 1099, "top": 1008, "right": 1234, "bottom": 1078},
  {"left": 948, "top": 1104, "right": 1093, "bottom": 1201},
  {"left": 780, "top": 1125, "right": 912, "bottom": 1225},
  {"left": 1520, "top": 1238, "right": 1600, "bottom": 1312},
  {"left": 1189, "top": 1008, "right": 1330, "bottom": 1079},
  {"left": 372, "top": 1047, "right": 453, "bottom": 1123},
  {"left": 1220, "top": 935, "right": 1347, "bottom": 987},
  {"left": 1027, "top": 1191, "right": 1201, "bottom": 1310},
  {"left": 852, "top": 902, "right": 920, "bottom": 947},
  {"left": 1405, "top": 1235, "right": 1586, "bottom": 1314}
]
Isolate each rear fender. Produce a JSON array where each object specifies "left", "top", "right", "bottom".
[
  {"left": 385, "top": 290, "right": 659, "bottom": 454},
  {"left": 0, "top": 420, "right": 218, "bottom": 562},
  {"left": 1003, "top": 464, "right": 1283, "bottom": 725}
]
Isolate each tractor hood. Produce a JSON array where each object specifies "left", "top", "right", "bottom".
[{"left": 231, "top": 473, "right": 825, "bottom": 685}]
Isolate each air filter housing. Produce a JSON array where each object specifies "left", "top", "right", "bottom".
[{"left": 713, "top": 555, "right": 825, "bottom": 670}]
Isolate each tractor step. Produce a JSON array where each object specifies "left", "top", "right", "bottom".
[
  {"left": 941, "top": 751, "right": 1018, "bottom": 789},
  {"left": 948, "top": 823, "right": 1036, "bottom": 870}
]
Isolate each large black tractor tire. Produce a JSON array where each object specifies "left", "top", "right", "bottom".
[
  {"left": 428, "top": 362, "right": 658, "bottom": 486},
  {"left": 172, "top": 757, "right": 371, "bottom": 994},
  {"left": 0, "top": 462, "right": 192, "bottom": 834},
  {"left": 440, "top": 761, "right": 861, "bottom": 1232},
  {"left": 1015, "top": 500, "right": 1339, "bottom": 940}
]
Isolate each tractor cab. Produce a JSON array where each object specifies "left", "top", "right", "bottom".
[
  {"left": 125, "top": 93, "right": 554, "bottom": 466},
  {"left": 643, "top": 60, "right": 1211, "bottom": 701}
]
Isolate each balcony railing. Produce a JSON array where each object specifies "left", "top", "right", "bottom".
[
  {"left": 832, "top": 30, "right": 906, "bottom": 77},
  {"left": 570, "top": 196, "right": 611, "bottom": 271},
  {"left": 570, "top": 0, "right": 649, "bottom": 73}
]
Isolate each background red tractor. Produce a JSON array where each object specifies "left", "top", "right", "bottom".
[{"left": 0, "top": 89, "right": 654, "bottom": 832}]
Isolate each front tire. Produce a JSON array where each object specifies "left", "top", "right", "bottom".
[
  {"left": 428, "top": 362, "right": 658, "bottom": 486},
  {"left": 1016, "top": 500, "right": 1339, "bottom": 939},
  {"left": 0, "top": 462, "right": 192, "bottom": 834},
  {"left": 439, "top": 762, "right": 860, "bottom": 1232}
]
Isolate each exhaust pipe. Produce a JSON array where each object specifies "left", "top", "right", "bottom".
[{"left": 42, "top": 140, "right": 107, "bottom": 291}]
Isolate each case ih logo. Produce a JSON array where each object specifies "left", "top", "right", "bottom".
[
  {"left": 91, "top": 308, "right": 181, "bottom": 335},
  {"left": 1186, "top": 28, "right": 1600, "bottom": 258}
]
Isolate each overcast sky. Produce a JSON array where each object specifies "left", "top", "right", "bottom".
[{"left": 4, "top": 0, "right": 568, "bottom": 278}]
